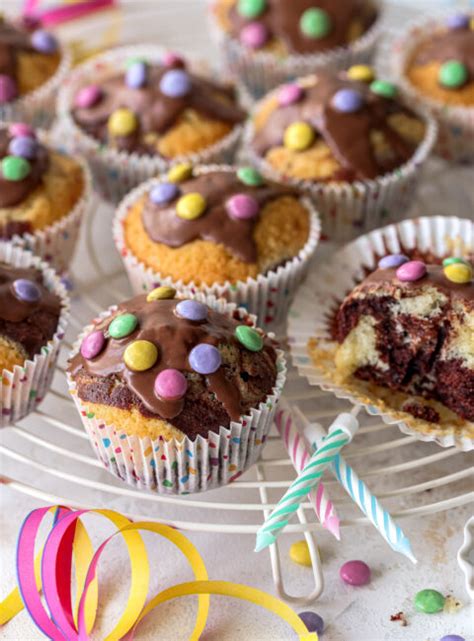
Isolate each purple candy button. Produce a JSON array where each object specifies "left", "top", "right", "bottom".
[
  {"left": 12, "top": 278, "right": 41, "bottom": 303},
  {"left": 75, "top": 85, "right": 102, "bottom": 109},
  {"left": 150, "top": 182, "right": 179, "bottom": 205},
  {"left": 440, "top": 636, "right": 465, "bottom": 641},
  {"left": 80, "top": 330, "right": 106, "bottom": 360},
  {"left": 445, "top": 14, "right": 469, "bottom": 30},
  {"left": 332, "top": 88, "right": 365, "bottom": 113},
  {"left": 9, "top": 123, "right": 35, "bottom": 139},
  {"left": 189, "top": 343, "right": 221, "bottom": 374},
  {"left": 126, "top": 61, "right": 147, "bottom": 89},
  {"left": 226, "top": 193, "right": 260, "bottom": 220},
  {"left": 340, "top": 560, "right": 371, "bottom": 586},
  {"left": 278, "top": 84, "right": 303, "bottom": 107},
  {"left": 298, "top": 612, "right": 324, "bottom": 635},
  {"left": 31, "top": 29, "right": 58, "bottom": 54},
  {"left": 8, "top": 136, "right": 38, "bottom": 160},
  {"left": 176, "top": 300, "right": 208, "bottom": 322},
  {"left": 160, "top": 69, "right": 191, "bottom": 98},
  {"left": 396, "top": 260, "right": 427, "bottom": 282},
  {"left": 378, "top": 254, "right": 409, "bottom": 269},
  {"left": 240, "top": 21, "right": 269, "bottom": 49},
  {"left": 0, "top": 75, "right": 18, "bottom": 104}
]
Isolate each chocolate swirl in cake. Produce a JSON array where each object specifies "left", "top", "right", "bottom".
[{"left": 0, "top": 19, "right": 35, "bottom": 80}]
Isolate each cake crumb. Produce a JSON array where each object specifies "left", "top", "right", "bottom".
[
  {"left": 444, "top": 594, "right": 463, "bottom": 613},
  {"left": 390, "top": 611, "right": 408, "bottom": 626}
]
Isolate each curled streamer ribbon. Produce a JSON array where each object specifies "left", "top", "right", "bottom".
[
  {"left": 23, "top": 0, "right": 117, "bottom": 27},
  {"left": 0, "top": 506, "right": 317, "bottom": 640}
]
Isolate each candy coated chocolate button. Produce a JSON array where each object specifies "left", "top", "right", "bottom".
[
  {"left": 189, "top": 344, "right": 221, "bottom": 374},
  {"left": 289, "top": 540, "right": 312, "bottom": 566},
  {"left": 0, "top": 75, "right": 18, "bottom": 104},
  {"left": 146, "top": 286, "right": 176, "bottom": 302},
  {"left": 108, "top": 313, "right": 138, "bottom": 339},
  {"left": 124, "top": 340, "right": 158, "bottom": 371},
  {"left": 9, "top": 123, "right": 35, "bottom": 138},
  {"left": 80, "top": 330, "right": 105, "bottom": 360},
  {"left": 396, "top": 260, "right": 427, "bottom": 282},
  {"left": 331, "top": 88, "right": 364, "bottom": 113},
  {"left": 347, "top": 65, "right": 374, "bottom": 83},
  {"left": 284, "top": 122, "right": 314, "bottom": 151},
  {"left": 237, "top": 166, "right": 263, "bottom": 186},
  {"left": 175, "top": 299, "right": 208, "bottom": 321},
  {"left": 378, "top": 254, "right": 409, "bottom": 269},
  {"left": 176, "top": 193, "right": 206, "bottom": 220},
  {"left": 444, "top": 263, "right": 472, "bottom": 284},
  {"left": 150, "top": 182, "right": 179, "bottom": 205},
  {"left": 168, "top": 163, "right": 193, "bottom": 183},
  {"left": 160, "top": 69, "right": 191, "bottom": 97},
  {"left": 414, "top": 589, "right": 445, "bottom": 613},
  {"left": 31, "top": 29, "right": 58, "bottom": 53},
  {"left": 235, "top": 325, "right": 263, "bottom": 351},
  {"left": 240, "top": 21, "right": 269, "bottom": 48},
  {"left": 226, "top": 194, "right": 259, "bottom": 220},
  {"left": 340, "top": 560, "right": 371, "bottom": 586},
  {"left": 1, "top": 156, "right": 31, "bottom": 181},
  {"left": 154, "top": 368, "right": 187, "bottom": 400},
  {"left": 370, "top": 79, "right": 397, "bottom": 98},
  {"left": 126, "top": 61, "right": 147, "bottom": 88},
  {"left": 75, "top": 84, "right": 102, "bottom": 109},
  {"left": 237, "top": 0, "right": 266, "bottom": 19},
  {"left": 108, "top": 108, "right": 138, "bottom": 136},
  {"left": 439, "top": 60, "right": 468, "bottom": 89},
  {"left": 298, "top": 612, "right": 324, "bottom": 635},
  {"left": 440, "top": 636, "right": 465, "bottom": 641},
  {"left": 442, "top": 257, "right": 468, "bottom": 267},
  {"left": 12, "top": 278, "right": 41, "bottom": 303},
  {"left": 162, "top": 51, "right": 186, "bottom": 68},
  {"left": 300, "top": 8, "right": 332, "bottom": 39},
  {"left": 8, "top": 136, "right": 38, "bottom": 159},
  {"left": 278, "top": 83, "right": 304, "bottom": 107},
  {"left": 446, "top": 14, "right": 469, "bottom": 30}
]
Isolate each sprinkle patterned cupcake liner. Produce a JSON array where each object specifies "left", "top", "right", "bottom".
[
  {"left": 0, "top": 242, "right": 70, "bottom": 427},
  {"left": 383, "top": 13, "right": 474, "bottom": 164},
  {"left": 56, "top": 45, "right": 244, "bottom": 203},
  {"left": 287, "top": 215, "right": 474, "bottom": 450},
  {"left": 113, "top": 164, "right": 321, "bottom": 329},
  {"left": 243, "top": 84, "right": 438, "bottom": 242},
  {"left": 67, "top": 293, "right": 286, "bottom": 494},
  {"left": 207, "top": 0, "right": 384, "bottom": 99}
]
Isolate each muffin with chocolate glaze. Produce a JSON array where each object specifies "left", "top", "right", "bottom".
[
  {"left": 114, "top": 163, "right": 320, "bottom": 327},
  {"left": 0, "top": 122, "right": 90, "bottom": 272},
  {"left": 58, "top": 46, "right": 246, "bottom": 201},
  {"left": 210, "top": 0, "right": 382, "bottom": 98},
  {"left": 67, "top": 291, "right": 286, "bottom": 493},
  {"left": 246, "top": 68, "right": 436, "bottom": 240}
]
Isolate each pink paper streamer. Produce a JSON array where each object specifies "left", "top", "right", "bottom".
[{"left": 23, "top": 0, "right": 116, "bottom": 27}]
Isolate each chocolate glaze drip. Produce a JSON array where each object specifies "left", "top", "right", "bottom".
[
  {"left": 68, "top": 296, "right": 277, "bottom": 427},
  {"left": 227, "top": 0, "right": 377, "bottom": 54},
  {"left": 0, "top": 19, "right": 36, "bottom": 82},
  {"left": 413, "top": 26, "right": 474, "bottom": 80},
  {"left": 72, "top": 63, "right": 246, "bottom": 155},
  {"left": 252, "top": 72, "right": 421, "bottom": 180},
  {"left": 0, "top": 129, "right": 49, "bottom": 210},
  {"left": 142, "top": 170, "right": 295, "bottom": 263}
]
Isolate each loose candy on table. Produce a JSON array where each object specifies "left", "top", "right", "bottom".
[
  {"left": 378, "top": 254, "right": 409, "bottom": 269},
  {"left": 168, "top": 163, "right": 193, "bottom": 183},
  {"left": 0, "top": 75, "right": 18, "bottom": 103},
  {"left": 108, "top": 108, "right": 138, "bottom": 137},
  {"left": 80, "top": 330, "right": 106, "bottom": 360},
  {"left": 237, "top": 0, "right": 266, "bottom": 19},
  {"left": 108, "top": 313, "right": 138, "bottom": 339},
  {"left": 439, "top": 61, "right": 468, "bottom": 89},
  {"left": 9, "top": 123, "right": 35, "bottom": 138},
  {"left": 331, "top": 89, "right": 364, "bottom": 113},
  {"left": 340, "top": 560, "right": 371, "bottom": 586},
  {"left": 440, "top": 636, "right": 466, "bottom": 641},
  {"left": 237, "top": 166, "right": 264, "bottom": 186},
  {"left": 278, "top": 83, "right": 304, "bottom": 107},
  {"left": 1, "top": 156, "right": 31, "bottom": 181},
  {"left": 444, "top": 262, "right": 472, "bottom": 284},
  {"left": 12, "top": 278, "right": 41, "bottom": 303},
  {"left": 175, "top": 299, "right": 208, "bottom": 322},
  {"left": 226, "top": 194, "right": 260, "bottom": 220},
  {"left": 347, "top": 65, "right": 375, "bottom": 83},
  {"left": 154, "top": 368, "right": 187, "bottom": 400},
  {"left": 240, "top": 21, "right": 269, "bottom": 48},
  {"left": 370, "top": 80, "right": 397, "bottom": 99},
  {"left": 146, "top": 286, "right": 176, "bottom": 302},
  {"left": 300, "top": 8, "right": 332, "bottom": 39},
  {"left": 176, "top": 193, "right": 207, "bottom": 220},
  {"left": 8, "top": 136, "right": 38, "bottom": 160},
  {"left": 298, "top": 611, "right": 324, "bottom": 635},
  {"left": 235, "top": 325, "right": 263, "bottom": 351},
  {"left": 74, "top": 84, "right": 102, "bottom": 109},
  {"left": 396, "top": 260, "right": 427, "bottom": 282},
  {"left": 189, "top": 343, "right": 221, "bottom": 375},
  {"left": 414, "top": 589, "right": 445, "bottom": 614},
  {"left": 284, "top": 122, "right": 314, "bottom": 151},
  {"left": 126, "top": 61, "right": 148, "bottom": 89},
  {"left": 159, "top": 69, "right": 191, "bottom": 98},
  {"left": 289, "top": 540, "right": 313, "bottom": 567},
  {"left": 31, "top": 30, "right": 58, "bottom": 54},
  {"left": 124, "top": 340, "right": 158, "bottom": 371},
  {"left": 150, "top": 182, "right": 179, "bottom": 205}
]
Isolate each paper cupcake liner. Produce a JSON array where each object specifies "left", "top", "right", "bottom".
[
  {"left": 288, "top": 215, "right": 474, "bottom": 450},
  {"left": 56, "top": 45, "right": 244, "bottom": 203},
  {"left": 208, "top": 0, "right": 384, "bottom": 99},
  {"left": 0, "top": 41, "right": 71, "bottom": 129},
  {"left": 113, "top": 164, "right": 321, "bottom": 329},
  {"left": 383, "top": 13, "right": 474, "bottom": 164},
  {"left": 0, "top": 242, "right": 70, "bottom": 427},
  {"left": 243, "top": 86, "right": 438, "bottom": 242},
  {"left": 67, "top": 294, "right": 286, "bottom": 494}
]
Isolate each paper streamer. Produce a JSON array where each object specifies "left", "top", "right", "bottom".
[
  {"left": 0, "top": 506, "right": 318, "bottom": 641},
  {"left": 23, "top": 0, "right": 116, "bottom": 26}
]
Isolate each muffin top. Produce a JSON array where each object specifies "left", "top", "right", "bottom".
[
  {"left": 214, "top": 0, "right": 377, "bottom": 55},
  {"left": 72, "top": 54, "right": 246, "bottom": 157},
  {"left": 68, "top": 291, "right": 278, "bottom": 438},
  {"left": 250, "top": 69, "right": 426, "bottom": 181},
  {"left": 0, "top": 17, "right": 60, "bottom": 104}
]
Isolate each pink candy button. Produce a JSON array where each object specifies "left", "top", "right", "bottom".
[
  {"left": 278, "top": 84, "right": 303, "bottom": 107},
  {"left": 75, "top": 84, "right": 102, "bottom": 109},
  {"left": 226, "top": 194, "right": 260, "bottom": 220},
  {"left": 154, "top": 369, "right": 188, "bottom": 400},
  {"left": 340, "top": 560, "right": 371, "bottom": 586},
  {"left": 80, "top": 330, "right": 105, "bottom": 360},
  {"left": 9, "top": 122, "right": 35, "bottom": 139},
  {"left": 240, "top": 21, "right": 269, "bottom": 49},
  {"left": 162, "top": 51, "right": 186, "bottom": 68},
  {"left": 396, "top": 260, "right": 427, "bottom": 282}
]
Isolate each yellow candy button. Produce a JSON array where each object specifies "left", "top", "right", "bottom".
[
  {"left": 289, "top": 540, "right": 317, "bottom": 567},
  {"left": 176, "top": 192, "right": 206, "bottom": 220},
  {"left": 108, "top": 108, "right": 138, "bottom": 136},
  {"left": 168, "top": 163, "right": 193, "bottom": 183},
  {"left": 347, "top": 64, "right": 375, "bottom": 83},
  {"left": 470, "top": 16, "right": 474, "bottom": 31},
  {"left": 283, "top": 122, "right": 314, "bottom": 151},
  {"left": 444, "top": 262, "right": 472, "bottom": 284},
  {"left": 146, "top": 286, "right": 176, "bottom": 302},
  {"left": 123, "top": 340, "right": 158, "bottom": 371}
]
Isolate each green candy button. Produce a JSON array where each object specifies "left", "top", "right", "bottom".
[
  {"left": 235, "top": 325, "right": 264, "bottom": 352},
  {"left": 439, "top": 60, "right": 468, "bottom": 89},
  {"left": 237, "top": 166, "right": 264, "bottom": 187},
  {"left": 1, "top": 155, "right": 31, "bottom": 181},
  {"left": 414, "top": 589, "right": 445, "bottom": 614},
  {"left": 237, "top": 0, "right": 266, "bottom": 19},
  {"left": 442, "top": 256, "right": 468, "bottom": 267},
  {"left": 109, "top": 313, "right": 138, "bottom": 339},
  {"left": 300, "top": 8, "right": 332, "bottom": 39},
  {"left": 370, "top": 79, "right": 397, "bottom": 99}
]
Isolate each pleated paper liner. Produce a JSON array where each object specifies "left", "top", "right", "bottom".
[
  {"left": 113, "top": 164, "right": 321, "bottom": 329},
  {"left": 67, "top": 294, "right": 286, "bottom": 494},
  {"left": 383, "top": 13, "right": 474, "bottom": 164},
  {"left": 56, "top": 44, "right": 244, "bottom": 203},
  {"left": 0, "top": 242, "right": 70, "bottom": 426},
  {"left": 287, "top": 215, "right": 474, "bottom": 451},
  {"left": 243, "top": 81, "right": 438, "bottom": 242},
  {"left": 207, "top": 0, "right": 384, "bottom": 99}
]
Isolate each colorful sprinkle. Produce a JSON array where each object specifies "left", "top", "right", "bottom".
[
  {"left": 154, "top": 368, "right": 187, "bottom": 400},
  {"left": 12, "top": 278, "right": 41, "bottom": 303},
  {"left": 108, "top": 108, "right": 138, "bottom": 136},
  {"left": 445, "top": 14, "right": 469, "bottom": 30},
  {"left": 237, "top": 0, "right": 266, "bottom": 19},
  {"left": 146, "top": 286, "right": 176, "bottom": 302},
  {"left": 370, "top": 79, "right": 397, "bottom": 99},
  {"left": 226, "top": 193, "right": 260, "bottom": 220},
  {"left": 300, "top": 8, "right": 332, "bottom": 39},
  {"left": 235, "top": 325, "right": 263, "bottom": 351},
  {"left": 80, "top": 330, "right": 106, "bottom": 360},
  {"left": 298, "top": 612, "right": 324, "bottom": 635},
  {"left": 1, "top": 156, "right": 31, "bottom": 181},
  {"left": 189, "top": 343, "right": 221, "bottom": 374},
  {"left": 378, "top": 254, "right": 409, "bottom": 269},
  {"left": 9, "top": 123, "right": 35, "bottom": 138},
  {"left": 8, "top": 136, "right": 38, "bottom": 160},
  {"left": 240, "top": 21, "right": 269, "bottom": 48},
  {"left": 124, "top": 340, "right": 158, "bottom": 371},
  {"left": 175, "top": 299, "right": 208, "bottom": 322},
  {"left": 74, "top": 84, "right": 102, "bottom": 109},
  {"left": 439, "top": 60, "right": 468, "bottom": 89},
  {"left": 126, "top": 61, "right": 148, "bottom": 89},
  {"left": 340, "top": 560, "right": 371, "bottom": 586},
  {"left": 331, "top": 88, "right": 364, "bottom": 113},
  {"left": 31, "top": 29, "right": 58, "bottom": 54},
  {"left": 237, "top": 166, "right": 263, "bottom": 186},
  {"left": 159, "top": 69, "right": 191, "bottom": 98},
  {"left": 283, "top": 121, "right": 314, "bottom": 151},
  {"left": 176, "top": 193, "right": 207, "bottom": 220},
  {"left": 347, "top": 64, "right": 375, "bottom": 83},
  {"left": 414, "top": 589, "right": 445, "bottom": 614},
  {"left": 278, "top": 83, "right": 303, "bottom": 106},
  {"left": 150, "top": 182, "right": 179, "bottom": 205},
  {"left": 0, "top": 75, "right": 18, "bottom": 103},
  {"left": 444, "top": 262, "right": 472, "bottom": 284},
  {"left": 168, "top": 163, "right": 193, "bottom": 183},
  {"left": 442, "top": 256, "right": 468, "bottom": 267},
  {"left": 108, "top": 313, "right": 138, "bottom": 339},
  {"left": 289, "top": 540, "right": 312, "bottom": 567},
  {"left": 396, "top": 260, "right": 427, "bottom": 282}
]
